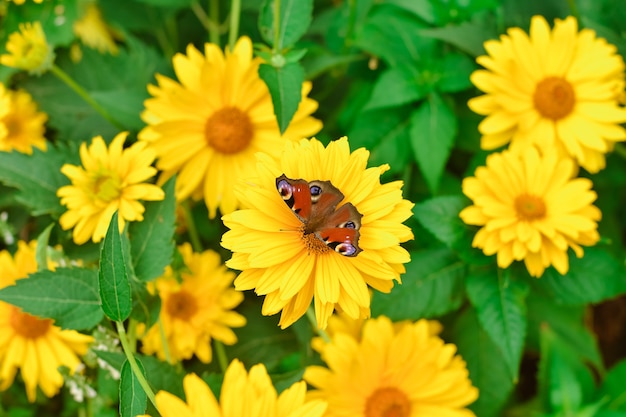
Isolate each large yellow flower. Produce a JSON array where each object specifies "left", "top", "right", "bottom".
[
  {"left": 139, "top": 360, "right": 327, "bottom": 417},
  {"left": 304, "top": 316, "right": 478, "bottom": 417},
  {"left": 221, "top": 137, "right": 414, "bottom": 329},
  {"left": 57, "top": 132, "right": 165, "bottom": 244},
  {"left": 469, "top": 15, "right": 626, "bottom": 173},
  {"left": 138, "top": 243, "right": 245, "bottom": 363},
  {"left": 0, "top": 21, "right": 54, "bottom": 74},
  {"left": 459, "top": 146, "right": 601, "bottom": 277},
  {"left": 0, "top": 241, "right": 93, "bottom": 402},
  {"left": 138, "top": 36, "right": 322, "bottom": 218},
  {"left": 0, "top": 84, "right": 47, "bottom": 154}
]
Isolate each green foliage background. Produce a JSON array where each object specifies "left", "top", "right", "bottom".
[{"left": 1, "top": 0, "right": 626, "bottom": 416}]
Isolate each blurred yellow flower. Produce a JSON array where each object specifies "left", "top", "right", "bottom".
[
  {"left": 138, "top": 360, "right": 327, "bottom": 417},
  {"left": 57, "top": 132, "right": 164, "bottom": 244},
  {"left": 304, "top": 315, "right": 478, "bottom": 417},
  {"left": 0, "top": 241, "right": 93, "bottom": 402},
  {"left": 221, "top": 137, "right": 414, "bottom": 329},
  {"left": 138, "top": 36, "right": 322, "bottom": 218},
  {"left": 9, "top": 0, "right": 45, "bottom": 4},
  {"left": 0, "top": 84, "right": 47, "bottom": 154},
  {"left": 138, "top": 243, "right": 245, "bottom": 363},
  {"left": 460, "top": 146, "right": 601, "bottom": 277},
  {"left": 73, "top": 3, "right": 119, "bottom": 56},
  {"left": 469, "top": 15, "right": 626, "bottom": 173},
  {"left": 0, "top": 21, "right": 54, "bottom": 74}
]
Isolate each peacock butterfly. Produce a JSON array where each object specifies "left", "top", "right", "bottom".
[{"left": 276, "top": 174, "right": 362, "bottom": 257}]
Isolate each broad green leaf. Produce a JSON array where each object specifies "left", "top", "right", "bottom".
[
  {"left": 466, "top": 269, "right": 528, "bottom": 381},
  {"left": 0, "top": 146, "right": 74, "bottom": 216},
  {"left": 599, "top": 360, "right": 626, "bottom": 411},
  {"left": 129, "top": 278, "right": 161, "bottom": 328},
  {"left": 129, "top": 177, "right": 176, "bottom": 282},
  {"left": 120, "top": 359, "right": 147, "bottom": 417},
  {"left": 0, "top": 268, "right": 102, "bottom": 330},
  {"left": 259, "top": 62, "right": 305, "bottom": 134},
  {"left": 435, "top": 53, "right": 476, "bottom": 93},
  {"left": 419, "top": 18, "right": 498, "bottom": 57},
  {"left": 385, "top": 0, "right": 437, "bottom": 24},
  {"left": 409, "top": 93, "right": 458, "bottom": 193},
  {"left": 98, "top": 212, "right": 132, "bottom": 322},
  {"left": 35, "top": 224, "right": 54, "bottom": 271},
  {"left": 413, "top": 195, "right": 469, "bottom": 247},
  {"left": 363, "top": 67, "right": 429, "bottom": 111},
  {"left": 534, "top": 248, "right": 626, "bottom": 305},
  {"left": 372, "top": 248, "right": 465, "bottom": 319},
  {"left": 133, "top": 0, "right": 192, "bottom": 6},
  {"left": 259, "top": 0, "right": 313, "bottom": 49},
  {"left": 449, "top": 307, "right": 515, "bottom": 417}
]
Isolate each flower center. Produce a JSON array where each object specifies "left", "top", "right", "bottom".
[
  {"left": 365, "top": 387, "right": 411, "bottom": 417},
  {"left": 165, "top": 290, "right": 198, "bottom": 320},
  {"left": 533, "top": 77, "right": 575, "bottom": 120},
  {"left": 3, "top": 114, "right": 22, "bottom": 138},
  {"left": 301, "top": 226, "right": 332, "bottom": 255},
  {"left": 514, "top": 194, "right": 546, "bottom": 220},
  {"left": 90, "top": 169, "right": 122, "bottom": 202},
  {"left": 10, "top": 306, "right": 52, "bottom": 339},
  {"left": 204, "top": 107, "right": 254, "bottom": 154}
]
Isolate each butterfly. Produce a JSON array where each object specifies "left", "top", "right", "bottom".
[{"left": 276, "top": 174, "right": 362, "bottom": 257}]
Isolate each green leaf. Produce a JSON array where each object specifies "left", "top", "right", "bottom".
[
  {"left": 372, "top": 248, "right": 465, "bottom": 319},
  {"left": 35, "top": 224, "right": 54, "bottom": 271},
  {"left": 409, "top": 93, "right": 458, "bottom": 193},
  {"left": 0, "top": 268, "right": 102, "bottom": 330},
  {"left": 534, "top": 248, "right": 626, "bottom": 305},
  {"left": 599, "top": 360, "right": 626, "bottom": 411},
  {"left": 0, "top": 146, "right": 74, "bottom": 216},
  {"left": 419, "top": 17, "right": 499, "bottom": 56},
  {"left": 363, "top": 67, "right": 428, "bottom": 111},
  {"left": 466, "top": 269, "right": 528, "bottom": 381},
  {"left": 449, "top": 307, "right": 514, "bottom": 417},
  {"left": 129, "top": 278, "right": 161, "bottom": 328},
  {"left": 258, "top": 62, "right": 305, "bottom": 134},
  {"left": 119, "top": 359, "right": 147, "bottom": 417},
  {"left": 259, "top": 0, "right": 313, "bottom": 49},
  {"left": 98, "top": 212, "right": 132, "bottom": 322},
  {"left": 435, "top": 53, "right": 476, "bottom": 93},
  {"left": 129, "top": 177, "right": 176, "bottom": 282},
  {"left": 413, "top": 195, "right": 468, "bottom": 246}
]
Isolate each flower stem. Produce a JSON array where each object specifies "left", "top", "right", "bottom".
[
  {"left": 115, "top": 320, "right": 158, "bottom": 410},
  {"left": 305, "top": 305, "right": 331, "bottom": 343},
  {"left": 50, "top": 65, "right": 125, "bottom": 131},
  {"left": 158, "top": 318, "right": 173, "bottom": 364},
  {"left": 181, "top": 201, "right": 203, "bottom": 252},
  {"left": 228, "top": 0, "right": 241, "bottom": 50},
  {"left": 191, "top": 0, "right": 220, "bottom": 42},
  {"left": 614, "top": 143, "right": 626, "bottom": 160},
  {"left": 567, "top": 0, "right": 581, "bottom": 22},
  {"left": 213, "top": 339, "right": 229, "bottom": 373}
]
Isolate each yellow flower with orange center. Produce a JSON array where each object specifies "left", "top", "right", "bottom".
[
  {"left": 304, "top": 316, "right": 478, "bottom": 417},
  {"left": 138, "top": 36, "right": 322, "bottom": 218},
  {"left": 469, "top": 15, "right": 626, "bottom": 173},
  {"left": 0, "top": 83, "right": 47, "bottom": 154},
  {"left": 138, "top": 243, "right": 245, "bottom": 363},
  {"left": 459, "top": 146, "right": 601, "bottom": 277},
  {"left": 57, "top": 132, "right": 165, "bottom": 244},
  {"left": 0, "top": 241, "right": 93, "bottom": 402},
  {"left": 0, "top": 21, "right": 54, "bottom": 74}
]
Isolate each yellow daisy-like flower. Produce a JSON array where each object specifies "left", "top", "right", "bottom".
[
  {"left": 304, "top": 316, "right": 478, "bottom": 417},
  {"left": 0, "top": 241, "right": 93, "bottom": 402},
  {"left": 57, "top": 132, "right": 165, "bottom": 245},
  {"left": 138, "top": 243, "right": 245, "bottom": 363},
  {"left": 0, "top": 21, "right": 54, "bottom": 74},
  {"left": 73, "top": 3, "right": 119, "bottom": 56},
  {"left": 221, "top": 137, "right": 414, "bottom": 329},
  {"left": 469, "top": 15, "right": 626, "bottom": 173},
  {"left": 138, "top": 36, "right": 322, "bottom": 218},
  {"left": 459, "top": 146, "right": 601, "bottom": 277},
  {"left": 138, "top": 360, "right": 327, "bottom": 417},
  {"left": 0, "top": 84, "right": 47, "bottom": 154}
]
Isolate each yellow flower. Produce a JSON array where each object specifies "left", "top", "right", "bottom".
[
  {"left": 469, "top": 15, "right": 626, "bottom": 173},
  {"left": 459, "top": 146, "right": 601, "bottom": 277},
  {"left": 138, "top": 36, "right": 322, "bottom": 218},
  {"left": 57, "top": 132, "right": 165, "bottom": 245},
  {"left": 0, "top": 84, "right": 47, "bottom": 154},
  {"left": 73, "top": 3, "right": 119, "bottom": 56},
  {"left": 138, "top": 243, "right": 245, "bottom": 363},
  {"left": 221, "top": 137, "right": 414, "bottom": 329},
  {"left": 304, "top": 316, "right": 478, "bottom": 417},
  {"left": 138, "top": 360, "right": 327, "bottom": 417},
  {"left": 0, "top": 21, "right": 54, "bottom": 74},
  {"left": 0, "top": 241, "right": 93, "bottom": 402},
  {"left": 9, "top": 0, "right": 45, "bottom": 4}
]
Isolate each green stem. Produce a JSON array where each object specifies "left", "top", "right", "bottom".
[
  {"left": 272, "top": 0, "right": 281, "bottom": 52},
  {"left": 158, "top": 318, "right": 173, "bottom": 364},
  {"left": 614, "top": 143, "right": 626, "bottom": 160},
  {"left": 228, "top": 0, "right": 241, "bottom": 50},
  {"left": 115, "top": 321, "right": 158, "bottom": 410},
  {"left": 209, "top": 0, "right": 220, "bottom": 45},
  {"left": 50, "top": 65, "right": 125, "bottom": 131},
  {"left": 567, "top": 0, "right": 581, "bottom": 22},
  {"left": 213, "top": 339, "right": 229, "bottom": 373},
  {"left": 181, "top": 201, "right": 203, "bottom": 252},
  {"left": 191, "top": 0, "right": 221, "bottom": 40},
  {"left": 342, "top": 0, "right": 357, "bottom": 52},
  {"left": 305, "top": 305, "right": 331, "bottom": 343}
]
